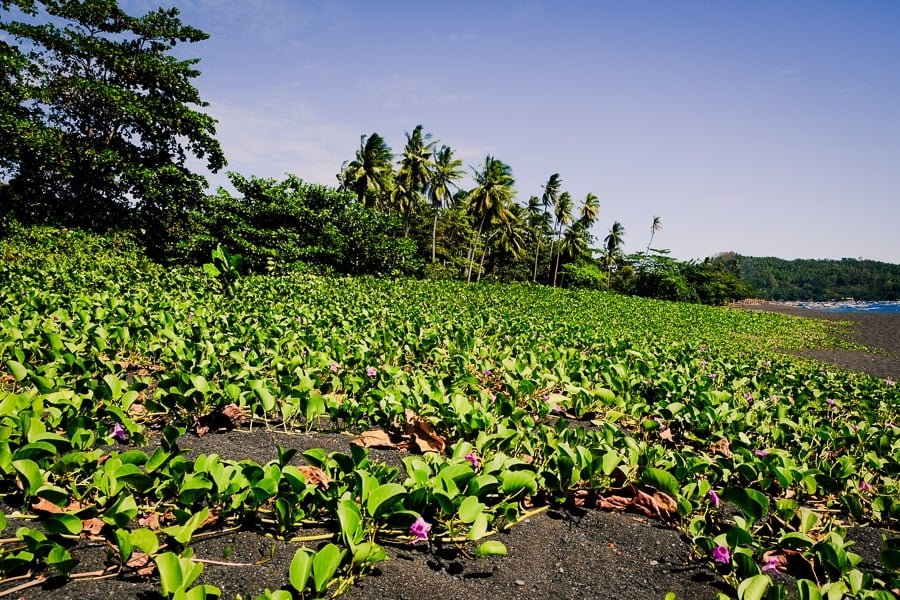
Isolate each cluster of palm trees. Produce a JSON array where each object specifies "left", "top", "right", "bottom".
[{"left": 337, "top": 125, "right": 619, "bottom": 285}]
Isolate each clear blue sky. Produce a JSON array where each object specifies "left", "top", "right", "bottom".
[{"left": 128, "top": 1, "right": 900, "bottom": 262}]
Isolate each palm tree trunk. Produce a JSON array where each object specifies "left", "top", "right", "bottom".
[
  {"left": 432, "top": 213, "right": 438, "bottom": 262},
  {"left": 466, "top": 216, "right": 487, "bottom": 283},
  {"left": 532, "top": 238, "right": 541, "bottom": 282},
  {"left": 553, "top": 247, "right": 562, "bottom": 287},
  {"left": 477, "top": 246, "right": 488, "bottom": 282}
]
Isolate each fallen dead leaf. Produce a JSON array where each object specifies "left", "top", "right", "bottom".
[
  {"left": 403, "top": 409, "right": 446, "bottom": 453},
  {"left": 709, "top": 438, "right": 733, "bottom": 458},
  {"left": 298, "top": 466, "right": 331, "bottom": 490},
  {"left": 83, "top": 518, "right": 105, "bottom": 535},
  {"left": 352, "top": 429, "right": 395, "bottom": 449},
  {"left": 32, "top": 497, "right": 64, "bottom": 514},
  {"left": 138, "top": 512, "right": 160, "bottom": 530}
]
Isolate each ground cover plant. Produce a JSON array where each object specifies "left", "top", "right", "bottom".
[{"left": 0, "top": 228, "right": 898, "bottom": 599}]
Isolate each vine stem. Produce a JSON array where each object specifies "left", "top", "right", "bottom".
[{"left": 289, "top": 532, "right": 333, "bottom": 543}]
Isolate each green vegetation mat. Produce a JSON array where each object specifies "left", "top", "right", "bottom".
[{"left": 1, "top": 229, "right": 898, "bottom": 599}]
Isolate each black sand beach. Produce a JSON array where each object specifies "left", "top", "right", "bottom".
[{"left": 4, "top": 306, "right": 898, "bottom": 600}]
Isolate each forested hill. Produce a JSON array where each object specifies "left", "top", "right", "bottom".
[{"left": 735, "top": 255, "right": 900, "bottom": 300}]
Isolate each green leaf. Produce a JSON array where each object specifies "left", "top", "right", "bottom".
[
  {"left": 156, "top": 552, "right": 184, "bottom": 596},
  {"left": 11, "top": 459, "right": 43, "bottom": 496},
  {"left": 457, "top": 495, "right": 485, "bottom": 524},
  {"left": 642, "top": 467, "right": 680, "bottom": 498},
  {"left": 475, "top": 540, "right": 508, "bottom": 557},
  {"left": 500, "top": 470, "right": 537, "bottom": 496},
  {"left": 289, "top": 547, "right": 314, "bottom": 593},
  {"left": 312, "top": 543, "right": 344, "bottom": 593},
  {"left": 6, "top": 360, "right": 28, "bottom": 382},
  {"left": 44, "top": 513, "right": 83, "bottom": 536},
  {"left": 337, "top": 497, "right": 363, "bottom": 549},
  {"left": 366, "top": 483, "right": 406, "bottom": 518},
  {"left": 131, "top": 527, "right": 159, "bottom": 555},
  {"left": 737, "top": 574, "right": 770, "bottom": 600},
  {"left": 46, "top": 544, "right": 78, "bottom": 575},
  {"left": 352, "top": 542, "right": 387, "bottom": 566}
]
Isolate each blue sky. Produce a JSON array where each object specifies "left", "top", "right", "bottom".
[{"left": 126, "top": 1, "right": 900, "bottom": 262}]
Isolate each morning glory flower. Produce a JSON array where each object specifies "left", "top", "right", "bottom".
[
  {"left": 712, "top": 546, "right": 730, "bottom": 564},
  {"left": 329, "top": 362, "right": 339, "bottom": 373},
  {"left": 755, "top": 449, "right": 769, "bottom": 458},
  {"left": 111, "top": 423, "right": 128, "bottom": 443},
  {"left": 409, "top": 516, "right": 431, "bottom": 542},
  {"left": 761, "top": 556, "right": 781, "bottom": 574},
  {"left": 709, "top": 490, "right": 720, "bottom": 507},
  {"left": 366, "top": 367, "right": 377, "bottom": 377},
  {"left": 465, "top": 452, "right": 481, "bottom": 469},
  {"left": 483, "top": 369, "right": 492, "bottom": 377},
  {"left": 745, "top": 392, "right": 754, "bottom": 402},
  {"left": 859, "top": 480, "right": 872, "bottom": 491}
]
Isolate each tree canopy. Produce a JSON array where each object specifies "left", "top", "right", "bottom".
[{"left": 0, "top": 0, "right": 224, "bottom": 253}]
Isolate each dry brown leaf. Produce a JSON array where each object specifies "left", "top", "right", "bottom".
[
  {"left": 762, "top": 548, "right": 815, "bottom": 579},
  {"left": 195, "top": 424, "right": 210, "bottom": 438},
  {"left": 82, "top": 518, "right": 105, "bottom": 535},
  {"left": 709, "top": 438, "right": 733, "bottom": 458},
  {"left": 32, "top": 497, "right": 64, "bottom": 514},
  {"left": 352, "top": 429, "right": 395, "bottom": 449},
  {"left": 403, "top": 409, "right": 445, "bottom": 453},
  {"left": 659, "top": 427, "right": 674, "bottom": 442},
  {"left": 221, "top": 403, "right": 247, "bottom": 424},
  {"left": 128, "top": 551, "right": 155, "bottom": 576},
  {"left": 596, "top": 485, "right": 677, "bottom": 521},
  {"left": 200, "top": 508, "right": 219, "bottom": 529},
  {"left": 138, "top": 513, "right": 160, "bottom": 530},
  {"left": 298, "top": 465, "right": 331, "bottom": 490}
]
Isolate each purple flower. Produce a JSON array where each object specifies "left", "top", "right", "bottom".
[
  {"left": 707, "top": 373, "right": 716, "bottom": 380},
  {"left": 465, "top": 452, "right": 481, "bottom": 469},
  {"left": 409, "top": 516, "right": 431, "bottom": 542},
  {"left": 745, "top": 392, "right": 754, "bottom": 402},
  {"left": 859, "top": 480, "right": 872, "bottom": 491},
  {"left": 761, "top": 556, "right": 781, "bottom": 574},
  {"left": 482, "top": 369, "right": 493, "bottom": 377},
  {"left": 827, "top": 398, "right": 836, "bottom": 407},
  {"left": 712, "top": 546, "right": 730, "bottom": 564},
  {"left": 111, "top": 422, "right": 128, "bottom": 443},
  {"left": 755, "top": 449, "right": 769, "bottom": 458},
  {"left": 366, "top": 367, "right": 377, "bottom": 377},
  {"left": 329, "top": 362, "right": 339, "bottom": 373},
  {"left": 709, "top": 490, "right": 720, "bottom": 507}
]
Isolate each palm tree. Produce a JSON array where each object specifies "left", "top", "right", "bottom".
[
  {"left": 476, "top": 203, "right": 527, "bottom": 281},
  {"left": 604, "top": 221, "right": 625, "bottom": 290},
  {"left": 465, "top": 156, "right": 516, "bottom": 283},
  {"left": 557, "top": 222, "right": 589, "bottom": 286},
  {"left": 534, "top": 174, "right": 561, "bottom": 282},
  {"left": 394, "top": 125, "right": 436, "bottom": 232},
  {"left": 549, "top": 191, "right": 573, "bottom": 286},
  {"left": 427, "top": 145, "right": 464, "bottom": 261},
  {"left": 338, "top": 133, "right": 394, "bottom": 209},
  {"left": 579, "top": 193, "right": 600, "bottom": 228},
  {"left": 646, "top": 215, "right": 662, "bottom": 254}
]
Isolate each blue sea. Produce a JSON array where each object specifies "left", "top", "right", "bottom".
[{"left": 791, "top": 301, "right": 900, "bottom": 313}]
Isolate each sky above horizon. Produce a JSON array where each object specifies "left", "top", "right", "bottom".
[{"left": 124, "top": 0, "right": 899, "bottom": 263}]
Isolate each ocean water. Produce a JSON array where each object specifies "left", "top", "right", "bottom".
[{"left": 791, "top": 301, "right": 900, "bottom": 313}]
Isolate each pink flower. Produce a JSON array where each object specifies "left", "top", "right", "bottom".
[
  {"left": 111, "top": 423, "right": 128, "bottom": 443},
  {"left": 409, "top": 516, "right": 431, "bottom": 542},
  {"left": 827, "top": 398, "right": 836, "bottom": 407},
  {"left": 709, "top": 490, "right": 720, "bottom": 507},
  {"left": 707, "top": 373, "right": 716, "bottom": 380},
  {"left": 859, "top": 480, "right": 872, "bottom": 491},
  {"left": 745, "top": 392, "right": 754, "bottom": 402},
  {"left": 366, "top": 367, "right": 377, "bottom": 377},
  {"left": 465, "top": 452, "right": 481, "bottom": 469},
  {"left": 482, "top": 369, "right": 493, "bottom": 377},
  {"left": 755, "top": 449, "right": 769, "bottom": 458},
  {"left": 712, "top": 546, "right": 730, "bottom": 564},
  {"left": 761, "top": 556, "right": 781, "bottom": 574},
  {"left": 329, "top": 362, "right": 339, "bottom": 373}
]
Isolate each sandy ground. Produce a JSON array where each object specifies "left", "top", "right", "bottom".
[{"left": 4, "top": 305, "right": 898, "bottom": 599}]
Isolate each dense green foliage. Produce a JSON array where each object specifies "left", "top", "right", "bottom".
[
  {"left": 1, "top": 228, "right": 898, "bottom": 598},
  {"left": 736, "top": 254, "right": 900, "bottom": 301},
  {"left": 0, "top": 0, "right": 225, "bottom": 255},
  {"left": 178, "top": 172, "right": 420, "bottom": 276}
]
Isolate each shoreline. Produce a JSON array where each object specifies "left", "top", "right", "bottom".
[{"left": 735, "top": 301, "right": 900, "bottom": 380}]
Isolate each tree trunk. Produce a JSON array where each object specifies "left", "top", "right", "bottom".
[
  {"left": 553, "top": 248, "right": 562, "bottom": 287},
  {"left": 532, "top": 238, "right": 541, "bottom": 282},
  {"left": 432, "top": 213, "right": 438, "bottom": 262},
  {"left": 477, "top": 246, "right": 488, "bottom": 282},
  {"left": 466, "top": 216, "right": 486, "bottom": 283}
]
